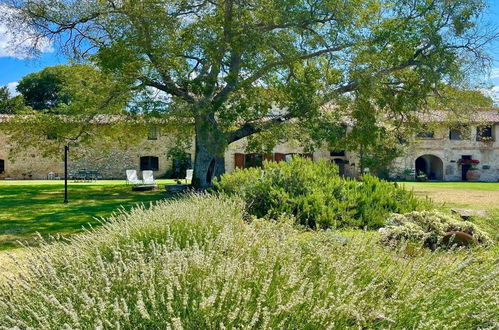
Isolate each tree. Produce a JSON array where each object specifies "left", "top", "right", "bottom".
[
  {"left": 3, "top": 64, "right": 133, "bottom": 158},
  {"left": 16, "top": 64, "right": 127, "bottom": 114},
  {"left": 17, "top": 66, "right": 69, "bottom": 111},
  {"left": 0, "top": 86, "right": 25, "bottom": 114},
  {"left": 3, "top": 0, "right": 496, "bottom": 187}
]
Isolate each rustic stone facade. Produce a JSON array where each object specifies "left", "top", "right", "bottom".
[
  {"left": 390, "top": 123, "right": 499, "bottom": 182},
  {"left": 1, "top": 111, "right": 498, "bottom": 182},
  {"left": 0, "top": 128, "right": 339, "bottom": 180},
  {"left": 0, "top": 130, "right": 196, "bottom": 180}
]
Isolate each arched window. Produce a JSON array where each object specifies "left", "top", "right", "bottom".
[
  {"left": 0, "top": 159, "right": 4, "bottom": 173},
  {"left": 140, "top": 156, "right": 159, "bottom": 171}
]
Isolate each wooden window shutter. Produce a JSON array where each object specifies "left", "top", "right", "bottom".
[
  {"left": 234, "top": 153, "right": 245, "bottom": 169},
  {"left": 274, "top": 153, "right": 285, "bottom": 162},
  {"left": 263, "top": 154, "right": 273, "bottom": 162}
]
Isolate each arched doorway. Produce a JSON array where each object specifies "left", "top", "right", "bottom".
[{"left": 415, "top": 155, "right": 443, "bottom": 180}]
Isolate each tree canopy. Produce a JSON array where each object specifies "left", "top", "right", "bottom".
[
  {"left": 16, "top": 64, "right": 129, "bottom": 114},
  {"left": 3, "top": 0, "right": 497, "bottom": 187},
  {"left": 0, "top": 86, "right": 26, "bottom": 114}
]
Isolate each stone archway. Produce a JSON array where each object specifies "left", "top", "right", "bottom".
[{"left": 415, "top": 154, "right": 443, "bottom": 180}]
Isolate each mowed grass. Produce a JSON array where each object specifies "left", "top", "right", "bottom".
[
  {"left": 1, "top": 180, "right": 497, "bottom": 251},
  {"left": 401, "top": 181, "right": 499, "bottom": 210},
  {"left": 0, "top": 180, "right": 177, "bottom": 250},
  {"left": 400, "top": 181, "right": 499, "bottom": 239}
]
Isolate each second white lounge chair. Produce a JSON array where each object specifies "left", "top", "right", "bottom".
[{"left": 142, "top": 170, "right": 156, "bottom": 185}]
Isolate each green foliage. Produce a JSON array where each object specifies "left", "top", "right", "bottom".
[
  {"left": 1, "top": 194, "right": 497, "bottom": 328},
  {"left": 16, "top": 64, "right": 129, "bottom": 114},
  {"left": 215, "top": 157, "right": 427, "bottom": 229},
  {"left": 5, "top": 0, "right": 495, "bottom": 187},
  {"left": 0, "top": 86, "right": 26, "bottom": 114},
  {"left": 380, "top": 210, "right": 493, "bottom": 248},
  {"left": 17, "top": 66, "right": 70, "bottom": 111},
  {"left": 2, "top": 64, "right": 149, "bottom": 158},
  {"left": 165, "top": 146, "right": 192, "bottom": 179}
]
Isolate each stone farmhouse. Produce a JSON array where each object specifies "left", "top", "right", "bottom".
[
  {"left": 391, "top": 110, "right": 499, "bottom": 182},
  {"left": 0, "top": 110, "right": 498, "bottom": 182}
]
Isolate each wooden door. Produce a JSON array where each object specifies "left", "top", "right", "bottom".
[{"left": 234, "top": 153, "right": 245, "bottom": 169}]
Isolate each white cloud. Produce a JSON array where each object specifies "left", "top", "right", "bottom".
[
  {"left": 0, "top": 4, "right": 54, "bottom": 59},
  {"left": 490, "top": 68, "right": 499, "bottom": 80},
  {"left": 3, "top": 82, "right": 19, "bottom": 96}
]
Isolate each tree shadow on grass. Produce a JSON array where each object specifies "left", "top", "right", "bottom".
[{"left": 0, "top": 184, "right": 175, "bottom": 250}]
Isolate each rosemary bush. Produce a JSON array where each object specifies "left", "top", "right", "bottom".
[
  {"left": 1, "top": 194, "right": 497, "bottom": 329},
  {"left": 215, "top": 157, "right": 428, "bottom": 229}
]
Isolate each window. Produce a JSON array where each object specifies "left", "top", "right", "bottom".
[
  {"left": 477, "top": 125, "right": 493, "bottom": 141},
  {"left": 417, "top": 131, "right": 434, "bottom": 139},
  {"left": 244, "top": 154, "right": 263, "bottom": 168},
  {"left": 449, "top": 126, "right": 469, "bottom": 140},
  {"left": 0, "top": 159, "right": 4, "bottom": 173},
  {"left": 147, "top": 126, "right": 159, "bottom": 140},
  {"left": 140, "top": 156, "right": 159, "bottom": 171}
]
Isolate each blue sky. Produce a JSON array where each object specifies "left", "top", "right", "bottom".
[{"left": 1, "top": 1, "right": 499, "bottom": 101}]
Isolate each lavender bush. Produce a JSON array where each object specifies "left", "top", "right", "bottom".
[{"left": 0, "top": 194, "right": 497, "bottom": 328}]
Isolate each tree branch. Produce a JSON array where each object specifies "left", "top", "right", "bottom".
[
  {"left": 227, "top": 116, "right": 288, "bottom": 143},
  {"left": 238, "top": 45, "right": 349, "bottom": 89},
  {"left": 143, "top": 53, "right": 196, "bottom": 103}
]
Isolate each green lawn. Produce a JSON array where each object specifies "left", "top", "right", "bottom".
[
  {"left": 400, "top": 181, "right": 499, "bottom": 210},
  {"left": 400, "top": 181, "right": 499, "bottom": 238},
  {"left": 0, "top": 180, "right": 178, "bottom": 250},
  {"left": 401, "top": 181, "right": 499, "bottom": 191},
  {"left": 1, "top": 180, "right": 498, "bottom": 251}
]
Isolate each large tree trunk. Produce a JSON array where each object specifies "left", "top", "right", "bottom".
[{"left": 192, "top": 115, "right": 226, "bottom": 188}]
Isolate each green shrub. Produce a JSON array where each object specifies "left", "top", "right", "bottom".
[
  {"left": 215, "top": 157, "right": 427, "bottom": 229},
  {"left": 380, "top": 210, "right": 493, "bottom": 248},
  {"left": 1, "top": 194, "right": 497, "bottom": 329}
]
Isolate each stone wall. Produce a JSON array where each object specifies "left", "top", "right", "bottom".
[
  {"left": 0, "top": 130, "right": 196, "bottom": 180},
  {"left": 4, "top": 122, "right": 497, "bottom": 182},
  {"left": 0, "top": 131, "right": 63, "bottom": 179},
  {"left": 390, "top": 124, "right": 499, "bottom": 182},
  {"left": 2, "top": 130, "right": 339, "bottom": 180}
]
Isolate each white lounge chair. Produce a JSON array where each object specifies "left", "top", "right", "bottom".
[
  {"left": 142, "top": 170, "right": 156, "bottom": 185},
  {"left": 185, "top": 169, "right": 193, "bottom": 184},
  {"left": 126, "top": 170, "right": 141, "bottom": 185}
]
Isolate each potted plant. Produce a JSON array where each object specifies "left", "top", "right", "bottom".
[
  {"left": 479, "top": 136, "right": 493, "bottom": 143},
  {"left": 464, "top": 159, "right": 481, "bottom": 181},
  {"left": 416, "top": 171, "right": 427, "bottom": 182}
]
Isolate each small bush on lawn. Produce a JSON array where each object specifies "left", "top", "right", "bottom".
[
  {"left": 1, "top": 194, "right": 498, "bottom": 329},
  {"left": 380, "top": 210, "right": 493, "bottom": 248},
  {"left": 214, "top": 157, "right": 427, "bottom": 229}
]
